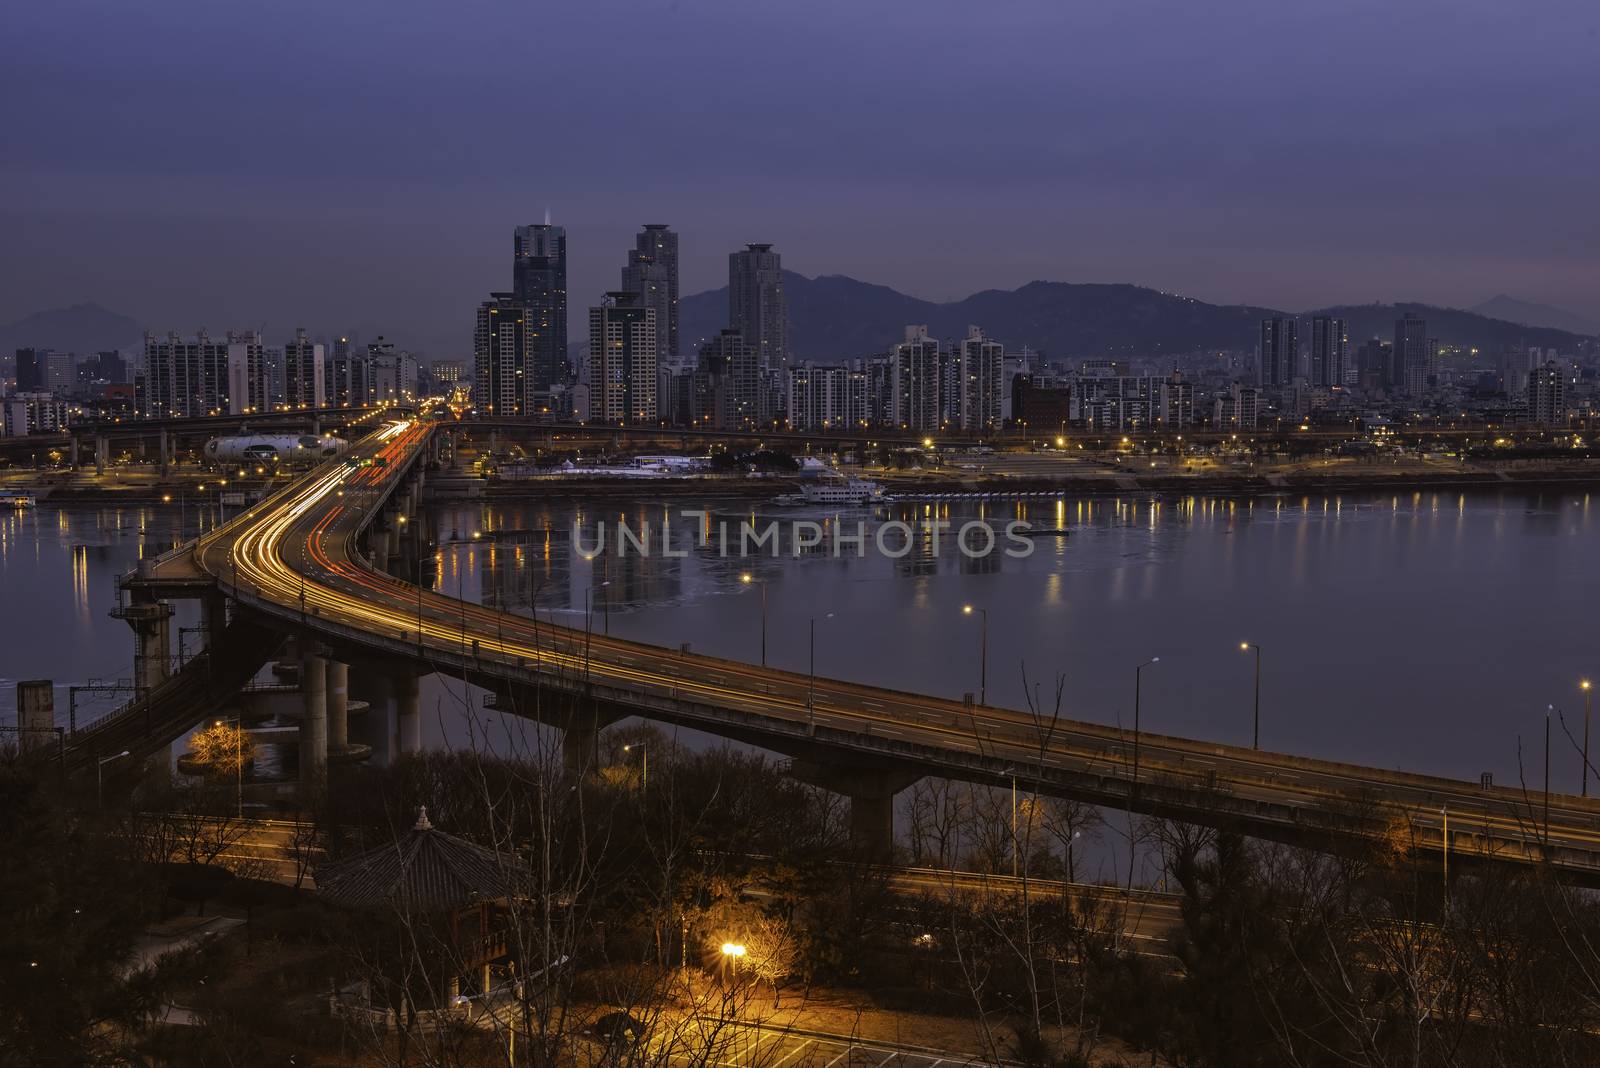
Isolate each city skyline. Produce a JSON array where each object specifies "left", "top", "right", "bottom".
[{"left": 5, "top": 1, "right": 1600, "bottom": 357}]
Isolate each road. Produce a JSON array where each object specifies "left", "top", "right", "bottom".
[{"left": 175, "top": 419, "right": 1600, "bottom": 881}]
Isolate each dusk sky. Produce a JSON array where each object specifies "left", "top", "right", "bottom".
[{"left": 5, "top": 0, "right": 1598, "bottom": 356}]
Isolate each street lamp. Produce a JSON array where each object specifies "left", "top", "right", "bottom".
[
  {"left": 217, "top": 717, "right": 244, "bottom": 818},
  {"left": 1582, "top": 680, "right": 1593, "bottom": 798},
  {"left": 1000, "top": 765, "right": 1019, "bottom": 879},
  {"left": 97, "top": 750, "right": 130, "bottom": 808},
  {"left": 808, "top": 612, "right": 835, "bottom": 735},
  {"left": 963, "top": 605, "right": 988, "bottom": 706},
  {"left": 741, "top": 573, "right": 767, "bottom": 667},
  {"left": 1240, "top": 641, "right": 1261, "bottom": 749},
  {"left": 623, "top": 742, "right": 647, "bottom": 791},
  {"left": 1131, "top": 658, "right": 1160, "bottom": 792}
]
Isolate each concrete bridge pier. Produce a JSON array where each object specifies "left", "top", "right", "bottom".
[
  {"left": 158, "top": 430, "right": 171, "bottom": 477},
  {"left": 327, "top": 660, "right": 350, "bottom": 751},
  {"left": 15, "top": 680, "right": 56, "bottom": 755},
  {"left": 299, "top": 645, "right": 328, "bottom": 777},
  {"left": 95, "top": 434, "right": 109, "bottom": 476},
  {"left": 790, "top": 762, "right": 922, "bottom": 858},
  {"left": 369, "top": 524, "right": 392, "bottom": 570},
  {"left": 112, "top": 594, "right": 174, "bottom": 699},
  {"left": 396, "top": 670, "right": 421, "bottom": 756}
]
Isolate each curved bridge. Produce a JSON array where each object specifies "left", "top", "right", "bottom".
[{"left": 95, "top": 419, "right": 1600, "bottom": 882}]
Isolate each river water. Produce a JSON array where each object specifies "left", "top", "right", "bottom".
[{"left": 3, "top": 489, "right": 1596, "bottom": 793}]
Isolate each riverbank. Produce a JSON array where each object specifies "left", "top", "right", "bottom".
[{"left": 9, "top": 458, "right": 1600, "bottom": 508}]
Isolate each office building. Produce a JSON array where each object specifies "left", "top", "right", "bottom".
[
  {"left": 14, "top": 348, "right": 44, "bottom": 393},
  {"left": 587, "top": 292, "right": 657, "bottom": 424},
  {"left": 1259, "top": 317, "right": 1297, "bottom": 389},
  {"left": 1309, "top": 316, "right": 1348, "bottom": 389},
  {"left": 1394, "top": 313, "right": 1429, "bottom": 395},
  {"left": 513, "top": 221, "right": 569, "bottom": 393},
  {"left": 728, "top": 243, "right": 787, "bottom": 372}
]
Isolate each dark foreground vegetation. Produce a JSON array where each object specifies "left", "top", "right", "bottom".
[{"left": 4, "top": 728, "right": 1600, "bottom": 1067}]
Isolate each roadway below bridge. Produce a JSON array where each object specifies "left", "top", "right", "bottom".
[{"left": 110, "top": 419, "right": 1600, "bottom": 885}]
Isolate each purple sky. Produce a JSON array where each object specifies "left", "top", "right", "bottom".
[{"left": 5, "top": 0, "right": 1599, "bottom": 356}]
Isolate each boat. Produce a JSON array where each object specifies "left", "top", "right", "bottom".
[
  {"left": 0, "top": 493, "right": 37, "bottom": 508},
  {"left": 776, "top": 476, "right": 886, "bottom": 506}
]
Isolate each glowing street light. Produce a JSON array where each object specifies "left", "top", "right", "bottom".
[
  {"left": 740, "top": 573, "right": 767, "bottom": 667},
  {"left": 962, "top": 605, "right": 988, "bottom": 705},
  {"left": 1241, "top": 642, "right": 1261, "bottom": 749},
  {"left": 1583, "top": 679, "right": 1593, "bottom": 797},
  {"left": 720, "top": 942, "right": 747, "bottom": 958},
  {"left": 623, "top": 742, "right": 647, "bottom": 790}
]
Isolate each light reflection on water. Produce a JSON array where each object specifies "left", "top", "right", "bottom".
[{"left": 2, "top": 491, "right": 1596, "bottom": 791}]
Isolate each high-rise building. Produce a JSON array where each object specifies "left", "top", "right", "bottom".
[
  {"left": 366, "top": 337, "right": 417, "bottom": 404},
  {"left": 1309, "top": 316, "right": 1348, "bottom": 389},
  {"left": 1394, "top": 313, "right": 1429, "bottom": 396},
  {"left": 694, "top": 329, "right": 760, "bottom": 429},
  {"left": 728, "top": 243, "right": 787, "bottom": 373},
  {"left": 1528, "top": 362, "right": 1567, "bottom": 425},
  {"left": 787, "top": 362, "right": 869, "bottom": 430},
  {"left": 138, "top": 330, "right": 254, "bottom": 417},
  {"left": 324, "top": 336, "right": 372, "bottom": 408},
  {"left": 621, "top": 248, "right": 672, "bottom": 371},
  {"left": 14, "top": 348, "right": 43, "bottom": 393},
  {"left": 513, "top": 222, "right": 569, "bottom": 394},
  {"left": 1259, "top": 317, "right": 1297, "bottom": 389},
  {"left": 474, "top": 293, "right": 534, "bottom": 415},
  {"left": 1, "top": 392, "right": 69, "bottom": 437},
  {"left": 631, "top": 224, "right": 678, "bottom": 364},
  {"left": 889, "top": 325, "right": 943, "bottom": 430},
  {"left": 283, "top": 328, "right": 325, "bottom": 409},
  {"left": 957, "top": 326, "right": 1005, "bottom": 431},
  {"left": 587, "top": 292, "right": 657, "bottom": 424}
]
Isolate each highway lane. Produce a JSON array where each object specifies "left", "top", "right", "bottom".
[{"left": 191, "top": 422, "right": 1600, "bottom": 875}]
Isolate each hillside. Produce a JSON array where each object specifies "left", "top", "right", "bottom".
[
  {"left": 682, "top": 274, "right": 1592, "bottom": 362},
  {"left": 0, "top": 302, "right": 144, "bottom": 355}
]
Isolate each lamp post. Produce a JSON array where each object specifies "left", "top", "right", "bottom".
[
  {"left": 216, "top": 717, "right": 243, "bottom": 818},
  {"left": 623, "top": 742, "right": 647, "bottom": 791},
  {"left": 808, "top": 612, "right": 835, "bottom": 735},
  {"left": 1240, "top": 641, "right": 1261, "bottom": 749},
  {"left": 97, "top": 750, "right": 130, "bottom": 808},
  {"left": 1545, "top": 704, "right": 1553, "bottom": 841},
  {"left": 1131, "top": 658, "right": 1160, "bottom": 793},
  {"left": 1583, "top": 680, "right": 1593, "bottom": 798},
  {"left": 963, "top": 605, "right": 988, "bottom": 706},
  {"left": 741, "top": 573, "right": 767, "bottom": 667}
]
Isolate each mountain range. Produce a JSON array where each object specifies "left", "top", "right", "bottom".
[
  {"left": 681, "top": 273, "right": 1593, "bottom": 362},
  {"left": 3, "top": 282, "right": 1593, "bottom": 368}
]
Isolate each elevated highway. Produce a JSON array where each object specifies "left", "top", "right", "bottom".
[{"left": 103, "top": 420, "right": 1600, "bottom": 883}]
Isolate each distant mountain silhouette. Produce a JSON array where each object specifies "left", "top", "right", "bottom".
[
  {"left": 681, "top": 273, "right": 1592, "bottom": 362},
  {"left": 0, "top": 302, "right": 143, "bottom": 355},
  {"left": 1470, "top": 294, "right": 1600, "bottom": 336},
  {"left": 1305, "top": 301, "right": 1588, "bottom": 352}
]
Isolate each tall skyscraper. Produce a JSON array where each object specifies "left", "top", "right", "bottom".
[
  {"left": 1259, "top": 317, "right": 1297, "bottom": 388},
  {"left": 957, "top": 325, "right": 1005, "bottom": 431},
  {"left": 513, "top": 222, "right": 569, "bottom": 394},
  {"left": 474, "top": 294, "right": 533, "bottom": 416},
  {"left": 1393, "top": 312, "right": 1429, "bottom": 396},
  {"left": 621, "top": 248, "right": 672, "bottom": 370},
  {"left": 631, "top": 224, "right": 678, "bottom": 364},
  {"left": 889, "top": 325, "right": 943, "bottom": 430},
  {"left": 1528, "top": 362, "right": 1566, "bottom": 425},
  {"left": 728, "top": 243, "right": 787, "bottom": 373},
  {"left": 1309, "top": 316, "right": 1348, "bottom": 388},
  {"left": 283, "top": 328, "right": 325, "bottom": 409},
  {"left": 587, "top": 292, "right": 657, "bottom": 424}
]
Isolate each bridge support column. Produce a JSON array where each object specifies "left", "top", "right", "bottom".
[
  {"left": 158, "top": 429, "right": 171, "bottom": 477},
  {"left": 200, "top": 590, "right": 228, "bottom": 649},
  {"left": 327, "top": 660, "right": 349, "bottom": 751},
  {"left": 15, "top": 680, "right": 56, "bottom": 755},
  {"left": 790, "top": 763, "right": 921, "bottom": 859},
  {"left": 396, "top": 671, "right": 421, "bottom": 756},
  {"left": 369, "top": 525, "right": 391, "bottom": 569},
  {"left": 299, "top": 647, "right": 328, "bottom": 777},
  {"left": 95, "top": 434, "right": 108, "bottom": 476},
  {"left": 113, "top": 594, "right": 174, "bottom": 699}
]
